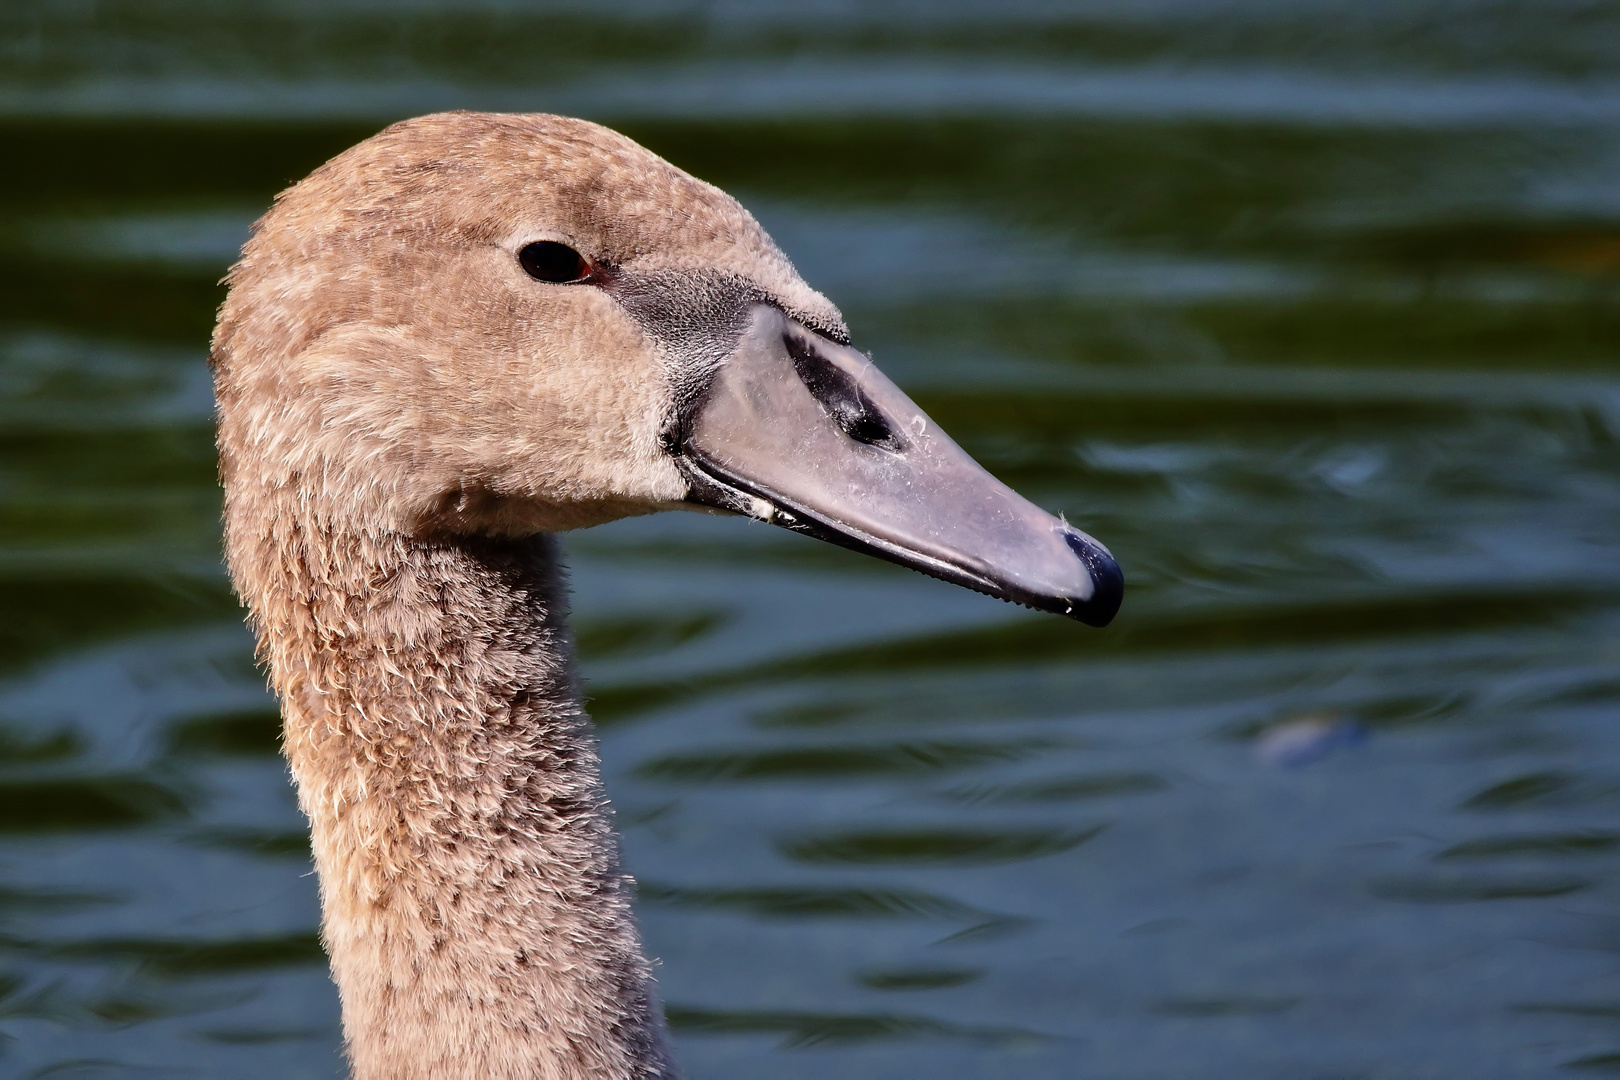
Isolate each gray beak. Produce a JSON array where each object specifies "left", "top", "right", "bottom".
[{"left": 674, "top": 306, "right": 1123, "bottom": 627}]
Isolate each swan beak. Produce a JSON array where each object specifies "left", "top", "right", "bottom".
[{"left": 674, "top": 306, "right": 1123, "bottom": 627}]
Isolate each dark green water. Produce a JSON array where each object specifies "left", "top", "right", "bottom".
[{"left": 3, "top": 2, "right": 1620, "bottom": 1077}]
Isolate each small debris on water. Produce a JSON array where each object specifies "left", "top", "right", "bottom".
[{"left": 1255, "top": 711, "right": 1366, "bottom": 768}]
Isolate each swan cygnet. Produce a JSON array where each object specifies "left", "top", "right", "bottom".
[{"left": 211, "top": 112, "right": 1122, "bottom": 1080}]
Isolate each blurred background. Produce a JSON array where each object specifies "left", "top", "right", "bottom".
[{"left": 3, "top": 1, "right": 1620, "bottom": 1077}]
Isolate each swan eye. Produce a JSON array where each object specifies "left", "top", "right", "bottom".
[{"left": 518, "top": 241, "right": 590, "bottom": 283}]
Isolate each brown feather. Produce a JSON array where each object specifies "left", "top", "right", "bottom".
[{"left": 213, "top": 111, "right": 845, "bottom": 1080}]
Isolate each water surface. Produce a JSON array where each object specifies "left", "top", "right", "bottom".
[{"left": 2, "top": 3, "right": 1619, "bottom": 1077}]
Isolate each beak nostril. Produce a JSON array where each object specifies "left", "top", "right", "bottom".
[
  {"left": 843, "top": 407, "right": 900, "bottom": 448},
  {"left": 783, "top": 332, "right": 907, "bottom": 451}
]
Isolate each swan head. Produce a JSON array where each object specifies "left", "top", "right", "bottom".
[{"left": 213, "top": 112, "right": 1121, "bottom": 626}]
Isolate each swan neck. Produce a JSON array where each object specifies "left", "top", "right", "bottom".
[{"left": 235, "top": 517, "right": 675, "bottom": 1080}]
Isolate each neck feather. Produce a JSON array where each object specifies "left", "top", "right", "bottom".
[{"left": 233, "top": 509, "right": 676, "bottom": 1080}]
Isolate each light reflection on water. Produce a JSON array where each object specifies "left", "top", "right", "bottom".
[{"left": 2, "top": 2, "right": 1620, "bottom": 1077}]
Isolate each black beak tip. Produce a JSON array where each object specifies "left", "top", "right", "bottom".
[{"left": 1062, "top": 529, "right": 1125, "bottom": 628}]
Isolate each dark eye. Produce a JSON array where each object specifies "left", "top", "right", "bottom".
[{"left": 518, "top": 241, "right": 590, "bottom": 283}]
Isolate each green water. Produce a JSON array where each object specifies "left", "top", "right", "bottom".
[{"left": 3, "top": 3, "right": 1620, "bottom": 1077}]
